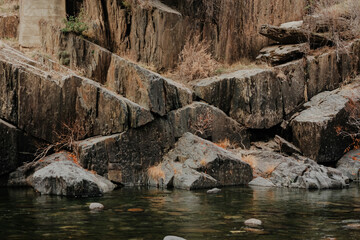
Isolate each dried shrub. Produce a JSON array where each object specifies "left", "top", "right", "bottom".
[
  {"left": 177, "top": 35, "right": 218, "bottom": 82},
  {"left": 35, "top": 121, "right": 86, "bottom": 161},
  {"left": 306, "top": 0, "right": 360, "bottom": 58},
  {"left": 336, "top": 98, "right": 360, "bottom": 152},
  {"left": 147, "top": 165, "right": 165, "bottom": 184},
  {"left": 189, "top": 108, "right": 214, "bottom": 137}
]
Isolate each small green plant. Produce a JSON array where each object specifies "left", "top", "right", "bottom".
[
  {"left": 61, "top": 14, "right": 88, "bottom": 35},
  {"left": 58, "top": 51, "right": 70, "bottom": 66}
]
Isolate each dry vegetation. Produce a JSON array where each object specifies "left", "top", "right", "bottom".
[
  {"left": 306, "top": 0, "right": 360, "bottom": 57},
  {"left": 147, "top": 165, "right": 165, "bottom": 184},
  {"left": 336, "top": 98, "right": 360, "bottom": 152},
  {"left": 176, "top": 35, "right": 218, "bottom": 82},
  {"left": 35, "top": 121, "right": 87, "bottom": 161}
]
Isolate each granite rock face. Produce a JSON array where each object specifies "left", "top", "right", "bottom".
[
  {"left": 76, "top": 102, "right": 250, "bottom": 186},
  {"left": 147, "top": 133, "right": 253, "bottom": 190},
  {"left": 291, "top": 81, "right": 360, "bottom": 163},
  {"left": 241, "top": 150, "right": 348, "bottom": 189},
  {"left": 40, "top": 30, "right": 193, "bottom": 116},
  {"left": 65, "top": 0, "right": 307, "bottom": 70},
  {"left": 194, "top": 40, "right": 360, "bottom": 129},
  {"left": 0, "top": 45, "right": 153, "bottom": 143}
]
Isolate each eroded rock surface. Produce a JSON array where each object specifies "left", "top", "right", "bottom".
[
  {"left": 40, "top": 30, "right": 193, "bottom": 116},
  {"left": 256, "top": 44, "right": 306, "bottom": 65},
  {"left": 147, "top": 133, "right": 253, "bottom": 190},
  {"left": 0, "top": 15, "right": 19, "bottom": 39},
  {"left": 291, "top": 81, "right": 360, "bottom": 163},
  {"left": 240, "top": 150, "right": 348, "bottom": 189}
]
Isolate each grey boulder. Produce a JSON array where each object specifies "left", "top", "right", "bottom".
[{"left": 337, "top": 149, "right": 360, "bottom": 181}]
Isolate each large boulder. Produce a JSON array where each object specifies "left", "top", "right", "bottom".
[
  {"left": 337, "top": 149, "right": 360, "bottom": 181},
  {"left": 76, "top": 102, "right": 250, "bottom": 186},
  {"left": 147, "top": 133, "right": 253, "bottom": 190},
  {"left": 8, "top": 152, "right": 115, "bottom": 197},
  {"left": 242, "top": 150, "right": 348, "bottom": 189},
  {"left": 291, "top": 81, "right": 360, "bottom": 163}
]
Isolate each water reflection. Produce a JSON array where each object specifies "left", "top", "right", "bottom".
[{"left": 1, "top": 185, "right": 360, "bottom": 239}]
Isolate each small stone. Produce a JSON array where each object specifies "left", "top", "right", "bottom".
[
  {"left": 89, "top": 203, "right": 104, "bottom": 210},
  {"left": 345, "top": 223, "right": 360, "bottom": 230},
  {"left": 163, "top": 236, "right": 186, "bottom": 240},
  {"left": 207, "top": 188, "right": 221, "bottom": 194},
  {"left": 244, "top": 218, "right": 262, "bottom": 228}
]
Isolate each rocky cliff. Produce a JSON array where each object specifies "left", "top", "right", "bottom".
[
  {"left": 69, "top": 0, "right": 307, "bottom": 70},
  {"left": 1, "top": 0, "right": 360, "bottom": 194}
]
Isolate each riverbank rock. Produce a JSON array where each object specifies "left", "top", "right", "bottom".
[
  {"left": 147, "top": 133, "right": 253, "bottom": 190},
  {"left": 239, "top": 150, "right": 348, "bottom": 189},
  {"left": 291, "top": 81, "right": 360, "bottom": 163},
  {"left": 337, "top": 149, "right": 360, "bottom": 181},
  {"left": 76, "top": 102, "right": 250, "bottom": 186},
  {"left": 8, "top": 152, "right": 115, "bottom": 197},
  {"left": 89, "top": 203, "right": 104, "bottom": 210}
]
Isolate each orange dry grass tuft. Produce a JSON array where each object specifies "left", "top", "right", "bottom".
[
  {"left": 147, "top": 165, "right": 165, "bottom": 183},
  {"left": 215, "top": 139, "right": 234, "bottom": 150},
  {"left": 241, "top": 155, "right": 257, "bottom": 170}
]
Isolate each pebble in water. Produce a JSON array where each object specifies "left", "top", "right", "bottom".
[
  {"left": 89, "top": 203, "right": 104, "bottom": 210},
  {"left": 163, "top": 236, "right": 186, "bottom": 240},
  {"left": 207, "top": 188, "right": 221, "bottom": 194},
  {"left": 244, "top": 218, "right": 262, "bottom": 228}
]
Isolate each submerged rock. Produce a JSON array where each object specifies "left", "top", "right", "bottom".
[
  {"left": 89, "top": 203, "right": 104, "bottom": 210},
  {"left": 207, "top": 188, "right": 222, "bottom": 194},
  {"left": 337, "top": 149, "right": 360, "bottom": 181},
  {"left": 8, "top": 152, "right": 115, "bottom": 197},
  {"left": 240, "top": 150, "right": 348, "bottom": 189},
  {"left": 244, "top": 218, "right": 262, "bottom": 228},
  {"left": 163, "top": 236, "right": 186, "bottom": 240},
  {"left": 148, "top": 132, "right": 253, "bottom": 190},
  {"left": 249, "top": 177, "right": 275, "bottom": 187}
]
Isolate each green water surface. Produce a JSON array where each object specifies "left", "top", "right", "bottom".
[{"left": 1, "top": 185, "right": 360, "bottom": 240}]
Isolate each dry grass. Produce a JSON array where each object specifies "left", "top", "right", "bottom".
[
  {"left": 176, "top": 35, "right": 218, "bottom": 82},
  {"left": 147, "top": 165, "right": 165, "bottom": 183},
  {"left": 189, "top": 107, "right": 214, "bottom": 137}
]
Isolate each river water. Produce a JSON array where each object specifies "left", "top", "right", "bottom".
[{"left": 1, "top": 184, "right": 360, "bottom": 240}]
